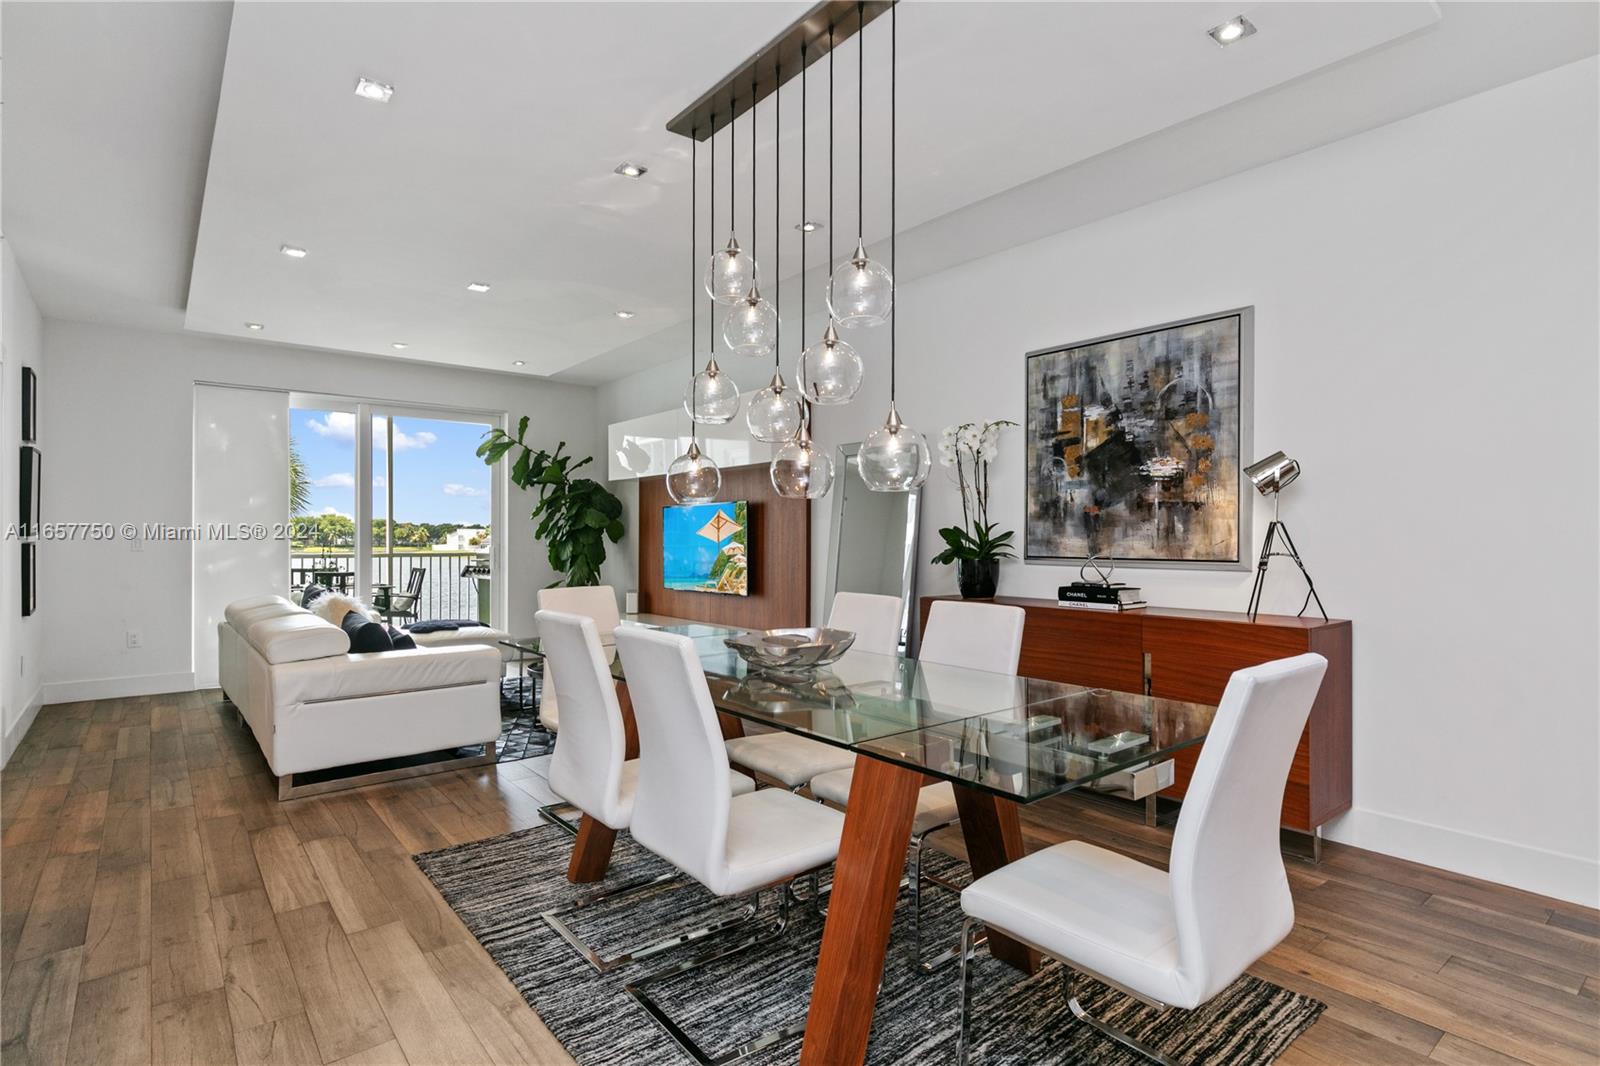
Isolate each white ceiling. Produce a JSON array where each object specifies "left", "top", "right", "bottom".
[{"left": 4, "top": 3, "right": 1596, "bottom": 386}]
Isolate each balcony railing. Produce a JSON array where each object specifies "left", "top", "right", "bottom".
[{"left": 290, "top": 550, "right": 490, "bottom": 623}]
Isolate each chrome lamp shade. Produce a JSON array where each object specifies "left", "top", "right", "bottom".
[{"left": 1244, "top": 451, "right": 1300, "bottom": 496}]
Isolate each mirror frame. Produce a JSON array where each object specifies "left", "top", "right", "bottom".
[{"left": 825, "top": 442, "right": 922, "bottom": 653}]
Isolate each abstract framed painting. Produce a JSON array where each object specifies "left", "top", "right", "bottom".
[{"left": 1024, "top": 308, "right": 1253, "bottom": 570}]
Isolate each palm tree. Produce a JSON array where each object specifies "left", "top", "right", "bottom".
[{"left": 289, "top": 440, "right": 312, "bottom": 517}]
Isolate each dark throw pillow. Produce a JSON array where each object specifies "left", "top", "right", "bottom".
[
  {"left": 388, "top": 626, "right": 416, "bottom": 650},
  {"left": 340, "top": 610, "right": 394, "bottom": 653}
]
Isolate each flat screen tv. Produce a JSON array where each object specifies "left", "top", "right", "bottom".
[{"left": 662, "top": 501, "right": 749, "bottom": 596}]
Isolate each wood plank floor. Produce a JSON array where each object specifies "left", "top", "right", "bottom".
[{"left": 2, "top": 691, "right": 1596, "bottom": 1065}]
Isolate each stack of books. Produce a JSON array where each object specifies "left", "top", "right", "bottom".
[{"left": 1057, "top": 582, "right": 1147, "bottom": 611}]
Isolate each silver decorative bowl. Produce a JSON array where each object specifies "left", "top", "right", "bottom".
[{"left": 724, "top": 627, "right": 857, "bottom": 672}]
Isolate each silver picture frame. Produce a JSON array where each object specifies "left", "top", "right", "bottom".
[{"left": 1023, "top": 306, "right": 1254, "bottom": 571}]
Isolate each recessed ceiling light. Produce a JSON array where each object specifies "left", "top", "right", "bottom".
[
  {"left": 613, "top": 162, "right": 648, "bottom": 179},
  {"left": 796, "top": 221, "right": 823, "bottom": 233},
  {"left": 279, "top": 244, "right": 308, "bottom": 258},
  {"left": 353, "top": 76, "right": 394, "bottom": 103},
  {"left": 614, "top": 310, "right": 636, "bottom": 319},
  {"left": 512, "top": 360, "right": 526, "bottom": 367},
  {"left": 245, "top": 322, "right": 265, "bottom": 331},
  {"left": 466, "top": 282, "right": 491, "bottom": 293},
  {"left": 1208, "top": 15, "right": 1257, "bottom": 46},
  {"left": 391, "top": 342, "right": 408, "bottom": 350}
]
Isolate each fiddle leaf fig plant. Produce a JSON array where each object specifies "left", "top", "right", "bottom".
[{"left": 478, "top": 419, "right": 624, "bottom": 587}]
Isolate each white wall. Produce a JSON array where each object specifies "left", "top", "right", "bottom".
[
  {"left": 2, "top": 242, "right": 48, "bottom": 762},
  {"left": 600, "top": 58, "right": 1600, "bottom": 906},
  {"left": 38, "top": 320, "right": 603, "bottom": 701}
]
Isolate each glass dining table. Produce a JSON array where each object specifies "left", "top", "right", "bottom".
[{"left": 566, "top": 620, "right": 1217, "bottom": 1066}]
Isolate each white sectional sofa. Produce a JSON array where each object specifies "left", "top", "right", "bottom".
[{"left": 218, "top": 594, "right": 503, "bottom": 798}]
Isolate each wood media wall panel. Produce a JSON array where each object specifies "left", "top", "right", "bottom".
[
  {"left": 920, "top": 597, "right": 1353, "bottom": 832},
  {"left": 639, "top": 464, "right": 810, "bottom": 630}
]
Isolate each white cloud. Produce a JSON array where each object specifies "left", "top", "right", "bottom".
[
  {"left": 443, "top": 483, "right": 487, "bottom": 498},
  {"left": 305, "top": 413, "right": 435, "bottom": 451},
  {"left": 312, "top": 472, "right": 355, "bottom": 488},
  {"left": 319, "top": 506, "right": 353, "bottom": 519}
]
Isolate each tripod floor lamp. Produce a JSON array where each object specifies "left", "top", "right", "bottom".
[{"left": 1244, "top": 451, "right": 1328, "bottom": 622}]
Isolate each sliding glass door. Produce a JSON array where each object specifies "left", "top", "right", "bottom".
[{"left": 289, "top": 396, "right": 502, "bottom": 627}]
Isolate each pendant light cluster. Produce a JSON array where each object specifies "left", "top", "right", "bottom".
[{"left": 673, "top": 1, "right": 927, "bottom": 500}]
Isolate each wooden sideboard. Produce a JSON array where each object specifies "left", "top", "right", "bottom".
[{"left": 918, "top": 596, "right": 1352, "bottom": 833}]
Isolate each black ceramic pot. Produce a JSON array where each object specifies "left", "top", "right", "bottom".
[{"left": 956, "top": 558, "right": 999, "bottom": 599}]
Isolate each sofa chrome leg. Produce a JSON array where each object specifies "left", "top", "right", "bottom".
[
  {"left": 277, "top": 774, "right": 293, "bottom": 801},
  {"left": 542, "top": 873, "right": 761, "bottom": 974},
  {"left": 956, "top": 917, "right": 979, "bottom": 1066},
  {"left": 1068, "top": 996, "right": 1183, "bottom": 1066},
  {"left": 623, "top": 880, "right": 810, "bottom": 1065}
]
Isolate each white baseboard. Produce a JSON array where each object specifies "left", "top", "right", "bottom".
[
  {"left": 1327, "top": 807, "right": 1599, "bottom": 910},
  {"left": 40, "top": 671, "right": 196, "bottom": 705},
  {"left": 1, "top": 686, "right": 45, "bottom": 768}
]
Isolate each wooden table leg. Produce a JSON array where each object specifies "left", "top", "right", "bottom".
[
  {"left": 800, "top": 755, "right": 921, "bottom": 1066},
  {"left": 952, "top": 784, "right": 1041, "bottom": 974},
  {"left": 567, "top": 814, "right": 616, "bottom": 883}
]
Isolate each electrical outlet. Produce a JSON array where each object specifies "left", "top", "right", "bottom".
[{"left": 126, "top": 631, "right": 143, "bottom": 649}]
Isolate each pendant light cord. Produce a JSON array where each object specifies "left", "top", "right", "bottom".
[
  {"left": 690, "top": 130, "right": 698, "bottom": 436},
  {"left": 709, "top": 115, "right": 716, "bottom": 359},
  {"left": 750, "top": 80, "right": 757, "bottom": 268},
  {"left": 890, "top": 1, "right": 897, "bottom": 404},
  {"left": 728, "top": 99, "right": 735, "bottom": 237},
  {"left": 857, "top": 1, "right": 865, "bottom": 241},
  {"left": 828, "top": 23, "right": 835, "bottom": 282},
  {"left": 774, "top": 63, "right": 781, "bottom": 370},
  {"left": 800, "top": 46, "right": 806, "bottom": 351}
]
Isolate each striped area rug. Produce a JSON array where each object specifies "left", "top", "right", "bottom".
[{"left": 414, "top": 824, "right": 1324, "bottom": 1065}]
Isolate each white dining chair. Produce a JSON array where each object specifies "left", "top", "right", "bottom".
[
  {"left": 535, "top": 584, "right": 623, "bottom": 733},
  {"left": 808, "top": 599, "right": 1027, "bottom": 972},
  {"left": 723, "top": 591, "right": 905, "bottom": 790},
  {"left": 955, "top": 653, "right": 1329, "bottom": 1065},
  {"left": 536, "top": 611, "right": 756, "bottom": 973},
  {"left": 615, "top": 626, "right": 846, "bottom": 1064},
  {"left": 826, "top": 590, "right": 904, "bottom": 655}
]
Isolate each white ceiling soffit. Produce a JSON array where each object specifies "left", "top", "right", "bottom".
[
  {"left": 182, "top": 2, "right": 1442, "bottom": 378},
  {"left": 2, "top": 1, "right": 234, "bottom": 331}
]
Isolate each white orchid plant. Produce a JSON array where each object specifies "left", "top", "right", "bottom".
[{"left": 931, "top": 419, "right": 1018, "bottom": 567}]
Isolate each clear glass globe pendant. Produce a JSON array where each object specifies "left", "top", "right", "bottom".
[
  {"left": 722, "top": 285, "right": 779, "bottom": 358},
  {"left": 666, "top": 439, "right": 722, "bottom": 504},
  {"left": 859, "top": 402, "right": 931, "bottom": 492},
  {"left": 827, "top": 241, "right": 894, "bottom": 328},
  {"left": 703, "top": 235, "right": 757, "bottom": 306},
  {"left": 683, "top": 359, "right": 740, "bottom": 424},
  {"left": 746, "top": 369, "right": 805, "bottom": 444},
  {"left": 771, "top": 421, "right": 835, "bottom": 499},
  {"left": 798, "top": 321, "right": 864, "bottom": 405}
]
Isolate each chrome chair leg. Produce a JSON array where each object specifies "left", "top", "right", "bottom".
[
  {"left": 537, "top": 802, "right": 581, "bottom": 837},
  {"left": 542, "top": 871, "right": 761, "bottom": 974},
  {"left": 907, "top": 822, "right": 973, "bottom": 974},
  {"left": 956, "top": 917, "right": 979, "bottom": 1066},
  {"left": 624, "top": 880, "right": 814, "bottom": 1065},
  {"left": 1067, "top": 996, "right": 1184, "bottom": 1066}
]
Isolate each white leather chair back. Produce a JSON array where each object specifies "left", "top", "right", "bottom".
[
  {"left": 537, "top": 585, "right": 622, "bottom": 642},
  {"left": 827, "top": 591, "right": 903, "bottom": 657},
  {"left": 539, "top": 610, "right": 629, "bottom": 828},
  {"left": 919, "top": 600, "right": 1025, "bottom": 675},
  {"left": 1168, "top": 653, "right": 1327, "bottom": 1003},
  {"left": 614, "top": 627, "right": 731, "bottom": 887}
]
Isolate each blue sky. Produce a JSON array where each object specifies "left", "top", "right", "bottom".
[{"left": 290, "top": 409, "right": 491, "bottom": 524}]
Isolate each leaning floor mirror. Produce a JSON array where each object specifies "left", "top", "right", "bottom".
[{"left": 826, "top": 442, "right": 922, "bottom": 653}]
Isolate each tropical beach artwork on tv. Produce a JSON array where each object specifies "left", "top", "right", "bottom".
[{"left": 662, "top": 501, "right": 749, "bottom": 597}]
